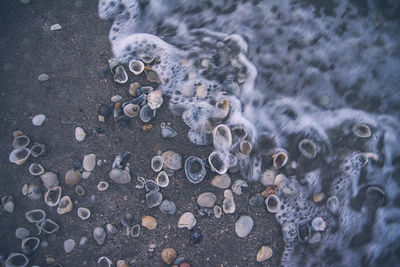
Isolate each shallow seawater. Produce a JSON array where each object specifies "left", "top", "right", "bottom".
[{"left": 99, "top": 0, "right": 400, "bottom": 266}]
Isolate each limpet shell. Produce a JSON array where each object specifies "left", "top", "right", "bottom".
[
  {"left": 93, "top": 226, "right": 106, "bottom": 245},
  {"left": 9, "top": 148, "right": 30, "bottom": 165},
  {"left": 129, "top": 59, "right": 144, "bottom": 75},
  {"left": 12, "top": 135, "right": 30, "bottom": 148},
  {"left": 212, "top": 124, "right": 232, "bottom": 149},
  {"left": 272, "top": 149, "right": 288, "bottom": 169},
  {"left": 239, "top": 140, "right": 252, "bottom": 155},
  {"left": 113, "top": 65, "right": 128, "bottom": 84},
  {"left": 123, "top": 103, "right": 140, "bottom": 118},
  {"left": 184, "top": 156, "right": 206, "bottom": 184},
  {"left": 265, "top": 194, "right": 281, "bottom": 213},
  {"left": 44, "top": 186, "right": 62, "bottom": 207},
  {"left": 57, "top": 196, "right": 73, "bottom": 215},
  {"left": 5, "top": 253, "right": 29, "bottom": 267},
  {"left": 25, "top": 209, "right": 46, "bottom": 223},
  {"left": 298, "top": 139, "right": 317, "bottom": 159},
  {"left": 30, "top": 143, "right": 46, "bottom": 157},
  {"left": 151, "top": 155, "right": 163, "bottom": 172},
  {"left": 40, "top": 219, "right": 59, "bottom": 234},
  {"left": 208, "top": 151, "right": 228, "bottom": 174},
  {"left": 352, "top": 123, "right": 371, "bottom": 138},
  {"left": 77, "top": 207, "right": 91, "bottom": 220},
  {"left": 97, "top": 181, "right": 109, "bottom": 191},
  {"left": 21, "top": 237, "right": 40, "bottom": 254},
  {"left": 29, "top": 163, "right": 44, "bottom": 176},
  {"left": 156, "top": 171, "right": 169, "bottom": 187},
  {"left": 64, "top": 169, "right": 81, "bottom": 186},
  {"left": 139, "top": 104, "right": 156, "bottom": 123},
  {"left": 98, "top": 256, "right": 112, "bottom": 267}
]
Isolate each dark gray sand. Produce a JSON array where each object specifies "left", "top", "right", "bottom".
[{"left": 0, "top": 1, "right": 283, "bottom": 266}]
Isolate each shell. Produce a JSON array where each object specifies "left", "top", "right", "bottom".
[
  {"left": 130, "top": 224, "right": 140, "bottom": 237},
  {"left": 178, "top": 212, "right": 196, "bottom": 230},
  {"left": 265, "top": 194, "right": 281, "bottom": 213},
  {"left": 9, "top": 148, "right": 30, "bottom": 165},
  {"left": 146, "top": 69, "right": 159, "bottom": 83},
  {"left": 40, "top": 171, "right": 59, "bottom": 189},
  {"left": 12, "top": 135, "right": 30, "bottom": 148},
  {"left": 235, "top": 215, "right": 254, "bottom": 238},
  {"left": 15, "top": 228, "right": 30, "bottom": 240},
  {"left": 93, "top": 226, "right": 106, "bottom": 245},
  {"left": 75, "top": 185, "right": 85, "bottom": 196},
  {"left": 257, "top": 246, "right": 273, "bottom": 262},
  {"left": 239, "top": 140, "right": 252, "bottom": 155},
  {"left": 215, "top": 98, "right": 230, "bottom": 119},
  {"left": 123, "top": 103, "right": 140, "bottom": 118},
  {"left": 260, "top": 169, "right": 276, "bottom": 186},
  {"left": 113, "top": 65, "right": 128, "bottom": 84},
  {"left": 231, "top": 125, "right": 247, "bottom": 142},
  {"left": 222, "top": 189, "right": 236, "bottom": 214},
  {"left": 25, "top": 209, "right": 46, "bottom": 223},
  {"left": 121, "top": 213, "right": 134, "bottom": 227},
  {"left": 208, "top": 151, "right": 228, "bottom": 174},
  {"left": 232, "top": 179, "right": 248, "bottom": 195},
  {"left": 146, "top": 191, "right": 163, "bottom": 208},
  {"left": 21, "top": 237, "right": 40, "bottom": 254},
  {"left": 135, "top": 177, "right": 146, "bottom": 189},
  {"left": 147, "top": 90, "right": 163, "bottom": 110},
  {"left": 75, "top": 127, "right": 86, "bottom": 142},
  {"left": 77, "top": 207, "right": 91, "bottom": 220},
  {"left": 211, "top": 174, "right": 231, "bottom": 189},
  {"left": 327, "top": 196, "right": 339, "bottom": 214},
  {"left": 5, "top": 253, "right": 29, "bottom": 267},
  {"left": 352, "top": 123, "right": 372, "bottom": 138},
  {"left": 196, "top": 192, "right": 217, "bottom": 208},
  {"left": 129, "top": 82, "right": 140, "bottom": 96},
  {"left": 142, "top": 215, "right": 157, "bottom": 230},
  {"left": 139, "top": 104, "right": 156, "bottom": 123},
  {"left": 32, "top": 114, "right": 46, "bottom": 126},
  {"left": 272, "top": 149, "right": 288, "bottom": 169},
  {"left": 298, "top": 139, "right": 318, "bottom": 159},
  {"left": 83, "top": 154, "right": 96, "bottom": 172},
  {"left": 145, "top": 180, "right": 159, "bottom": 192},
  {"left": 2, "top": 195, "right": 14, "bottom": 213},
  {"left": 117, "top": 260, "right": 130, "bottom": 267},
  {"left": 159, "top": 200, "right": 176, "bottom": 215},
  {"left": 140, "top": 50, "right": 155, "bottom": 64},
  {"left": 214, "top": 205, "right": 222, "bottom": 218},
  {"left": 184, "top": 156, "right": 206, "bottom": 184},
  {"left": 161, "top": 125, "right": 178, "bottom": 138},
  {"left": 156, "top": 171, "right": 169, "bottom": 187},
  {"left": 64, "top": 239, "right": 75, "bottom": 253},
  {"left": 274, "top": 173, "right": 287, "bottom": 188},
  {"left": 44, "top": 186, "right": 62, "bottom": 207},
  {"left": 129, "top": 59, "right": 144, "bottom": 75},
  {"left": 38, "top": 73, "right": 49, "bottom": 81},
  {"left": 311, "top": 217, "right": 327, "bottom": 231},
  {"left": 40, "top": 219, "right": 59, "bottom": 234},
  {"left": 65, "top": 169, "right": 81, "bottom": 186},
  {"left": 151, "top": 155, "right": 163, "bottom": 172},
  {"left": 162, "top": 150, "right": 182, "bottom": 171},
  {"left": 212, "top": 124, "right": 232, "bottom": 149},
  {"left": 98, "top": 256, "right": 112, "bottom": 267},
  {"left": 109, "top": 168, "right": 131, "bottom": 184},
  {"left": 97, "top": 181, "right": 109, "bottom": 191},
  {"left": 29, "top": 163, "right": 44, "bottom": 176},
  {"left": 140, "top": 86, "right": 153, "bottom": 94},
  {"left": 57, "top": 196, "right": 73, "bottom": 215},
  {"left": 161, "top": 248, "right": 177, "bottom": 265},
  {"left": 297, "top": 223, "right": 312, "bottom": 243},
  {"left": 106, "top": 223, "right": 118, "bottom": 234},
  {"left": 30, "top": 143, "right": 46, "bottom": 157}
]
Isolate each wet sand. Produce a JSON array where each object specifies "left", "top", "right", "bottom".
[{"left": 0, "top": 1, "right": 283, "bottom": 266}]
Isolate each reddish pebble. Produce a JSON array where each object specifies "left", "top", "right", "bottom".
[{"left": 180, "top": 263, "right": 191, "bottom": 267}]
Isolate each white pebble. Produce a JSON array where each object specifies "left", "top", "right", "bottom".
[
  {"left": 50, "top": 24, "right": 62, "bottom": 31},
  {"left": 75, "top": 127, "right": 86, "bottom": 142},
  {"left": 83, "top": 154, "right": 96, "bottom": 171},
  {"left": 64, "top": 239, "right": 75, "bottom": 253},
  {"left": 111, "top": 95, "right": 122, "bottom": 102},
  {"left": 32, "top": 114, "right": 46, "bottom": 126},
  {"left": 80, "top": 236, "right": 88, "bottom": 245},
  {"left": 38, "top": 73, "right": 49, "bottom": 81}
]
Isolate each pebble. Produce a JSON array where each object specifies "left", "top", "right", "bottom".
[
  {"left": 109, "top": 168, "right": 131, "bottom": 184},
  {"left": 146, "top": 191, "right": 163, "bottom": 208},
  {"left": 211, "top": 174, "right": 231, "bottom": 189},
  {"left": 50, "top": 23, "right": 62, "bottom": 31},
  {"left": 40, "top": 171, "right": 59, "bottom": 189},
  {"left": 75, "top": 127, "right": 86, "bottom": 142},
  {"left": 38, "top": 73, "right": 49, "bottom": 81},
  {"left": 142, "top": 215, "right": 157, "bottom": 230},
  {"left": 80, "top": 237, "right": 88, "bottom": 245},
  {"left": 235, "top": 215, "right": 254, "bottom": 238},
  {"left": 257, "top": 246, "right": 273, "bottom": 262},
  {"left": 142, "top": 124, "right": 153, "bottom": 131},
  {"left": 189, "top": 228, "right": 203, "bottom": 244},
  {"left": 196, "top": 192, "right": 217, "bottom": 208},
  {"left": 161, "top": 248, "right": 177, "bottom": 264},
  {"left": 82, "top": 171, "right": 91, "bottom": 179},
  {"left": 82, "top": 154, "right": 96, "bottom": 171},
  {"left": 65, "top": 169, "right": 81, "bottom": 186},
  {"left": 93, "top": 226, "right": 106, "bottom": 245},
  {"left": 117, "top": 260, "right": 130, "bottom": 267},
  {"left": 223, "top": 189, "right": 236, "bottom": 214},
  {"left": 106, "top": 223, "right": 118, "bottom": 234},
  {"left": 147, "top": 90, "right": 163, "bottom": 109},
  {"left": 159, "top": 200, "right": 176, "bottom": 215},
  {"left": 15, "top": 227, "right": 30, "bottom": 239},
  {"left": 129, "top": 82, "right": 140, "bottom": 96},
  {"left": 111, "top": 95, "right": 123, "bottom": 102},
  {"left": 249, "top": 194, "right": 264, "bottom": 207},
  {"left": 64, "top": 239, "right": 75, "bottom": 253},
  {"left": 121, "top": 213, "right": 135, "bottom": 227},
  {"left": 32, "top": 114, "right": 46, "bottom": 126},
  {"left": 161, "top": 150, "right": 182, "bottom": 170},
  {"left": 178, "top": 212, "right": 196, "bottom": 230}
]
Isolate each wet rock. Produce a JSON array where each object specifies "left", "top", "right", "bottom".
[
  {"left": 64, "top": 239, "right": 75, "bottom": 253},
  {"left": 235, "top": 215, "right": 254, "bottom": 238},
  {"left": 178, "top": 212, "right": 196, "bottom": 230},
  {"left": 211, "top": 174, "right": 231, "bottom": 189},
  {"left": 75, "top": 127, "right": 86, "bottom": 142},
  {"left": 83, "top": 154, "right": 96, "bottom": 171},
  {"left": 249, "top": 194, "right": 264, "bottom": 207},
  {"left": 65, "top": 169, "right": 81, "bottom": 186},
  {"left": 146, "top": 191, "right": 163, "bottom": 208},
  {"left": 257, "top": 246, "right": 273, "bottom": 262},
  {"left": 142, "top": 216, "right": 157, "bottom": 230},
  {"left": 93, "top": 226, "right": 106, "bottom": 245},
  {"left": 161, "top": 150, "right": 182, "bottom": 170},
  {"left": 196, "top": 192, "right": 217, "bottom": 208},
  {"left": 161, "top": 248, "right": 177, "bottom": 265},
  {"left": 109, "top": 168, "right": 131, "bottom": 184},
  {"left": 32, "top": 114, "right": 46, "bottom": 126},
  {"left": 159, "top": 200, "right": 176, "bottom": 215}
]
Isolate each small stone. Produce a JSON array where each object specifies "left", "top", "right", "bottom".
[
  {"left": 83, "top": 154, "right": 96, "bottom": 171},
  {"left": 64, "top": 239, "right": 75, "bottom": 253},
  {"left": 38, "top": 73, "right": 49, "bottom": 81},
  {"left": 80, "top": 237, "right": 88, "bottom": 245},
  {"left": 121, "top": 213, "right": 134, "bottom": 227},
  {"left": 65, "top": 169, "right": 81, "bottom": 186},
  {"left": 161, "top": 248, "right": 177, "bottom": 265},
  {"left": 129, "top": 82, "right": 140, "bottom": 96},
  {"left": 111, "top": 95, "right": 123, "bottom": 102},
  {"left": 257, "top": 246, "right": 273, "bottom": 262},
  {"left": 75, "top": 127, "right": 86, "bottom": 142},
  {"left": 117, "top": 260, "right": 130, "bottom": 267},
  {"left": 93, "top": 226, "right": 106, "bottom": 245},
  {"left": 50, "top": 24, "right": 62, "bottom": 31},
  {"left": 159, "top": 200, "right": 176, "bottom": 215},
  {"left": 142, "top": 215, "right": 157, "bottom": 230},
  {"left": 142, "top": 124, "right": 153, "bottom": 131},
  {"left": 211, "top": 174, "right": 231, "bottom": 189},
  {"left": 97, "top": 160, "right": 102, "bottom": 166},
  {"left": 146, "top": 191, "right": 163, "bottom": 208},
  {"left": 161, "top": 126, "right": 177, "bottom": 138},
  {"left": 223, "top": 189, "right": 236, "bottom": 214},
  {"left": 147, "top": 90, "right": 163, "bottom": 110},
  {"left": 13, "top": 130, "right": 24, "bottom": 138},
  {"left": 32, "top": 114, "right": 46, "bottom": 126},
  {"left": 235, "top": 215, "right": 254, "bottom": 238},
  {"left": 161, "top": 150, "right": 182, "bottom": 170},
  {"left": 196, "top": 192, "right": 217, "bottom": 208},
  {"left": 82, "top": 171, "right": 91, "bottom": 179},
  {"left": 249, "top": 194, "right": 264, "bottom": 207},
  {"left": 178, "top": 212, "right": 196, "bottom": 230},
  {"left": 106, "top": 223, "right": 118, "bottom": 234},
  {"left": 109, "top": 168, "right": 131, "bottom": 184}
]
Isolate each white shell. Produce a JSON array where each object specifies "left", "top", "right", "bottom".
[
  {"left": 75, "top": 127, "right": 86, "bottom": 142},
  {"left": 147, "top": 90, "right": 163, "bottom": 110},
  {"left": 156, "top": 171, "right": 169, "bottom": 187},
  {"left": 32, "top": 114, "right": 46, "bottom": 126},
  {"left": 212, "top": 124, "right": 232, "bottom": 149},
  {"left": 128, "top": 59, "right": 145, "bottom": 75},
  {"left": 9, "top": 148, "right": 31, "bottom": 165},
  {"left": 77, "top": 207, "right": 91, "bottom": 220}
]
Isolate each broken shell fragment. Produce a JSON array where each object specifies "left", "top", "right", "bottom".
[
  {"left": 29, "top": 163, "right": 44, "bottom": 176},
  {"left": 25, "top": 209, "right": 46, "bottom": 223},
  {"left": 212, "top": 124, "right": 232, "bottom": 149},
  {"left": 162, "top": 248, "right": 177, "bottom": 265},
  {"left": 215, "top": 98, "right": 230, "bottom": 119},
  {"left": 135, "top": 177, "right": 145, "bottom": 189},
  {"left": 147, "top": 90, "right": 163, "bottom": 110},
  {"left": 93, "top": 226, "right": 106, "bottom": 245},
  {"left": 109, "top": 168, "right": 131, "bottom": 184},
  {"left": 44, "top": 186, "right": 62, "bottom": 207},
  {"left": 5, "top": 253, "right": 29, "bottom": 267},
  {"left": 57, "top": 196, "right": 73, "bottom": 215},
  {"left": 232, "top": 179, "right": 248, "bottom": 195},
  {"left": 77, "top": 207, "right": 91, "bottom": 220},
  {"left": 21, "top": 237, "right": 40, "bottom": 254},
  {"left": 156, "top": 171, "right": 169, "bottom": 187},
  {"left": 142, "top": 215, "right": 157, "bottom": 230},
  {"left": 272, "top": 149, "right": 288, "bottom": 169},
  {"left": 65, "top": 169, "right": 81, "bottom": 186},
  {"left": 311, "top": 217, "right": 327, "bottom": 231},
  {"left": 178, "top": 212, "right": 196, "bottom": 230},
  {"left": 352, "top": 123, "right": 371, "bottom": 138},
  {"left": 40, "top": 171, "right": 59, "bottom": 189},
  {"left": 151, "top": 155, "right": 163, "bottom": 172},
  {"left": 97, "top": 181, "right": 109, "bottom": 191},
  {"left": 211, "top": 174, "right": 231, "bottom": 189},
  {"left": 239, "top": 140, "right": 252, "bottom": 155},
  {"left": 298, "top": 139, "right": 318, "bottom": 159},
  {"left": 184, "top": 156, "right": 206, "bottom": 184},
  {"left": 113, "top": 65, "right": 128, "bottom": 84},
  {"left": 139, "top": 104, "right": 156, "bottom": 123},
  {"left": 146, "top": 191, "right": 163, "bottom": 208},
  {"left": 257, "top": 246, "right": 273, "bottom": 262},
  {"left": 265, "top": 194, "right": 281, "bottom": 213},
  {"left": 162, "top": 150, "right": 182, "bottom": 170},
  {"left": 9, "top": 148, "right": 30, "bottom": 165},
  {"left": 40, "top": 219, "right": 59, "bottom": 234},
  {"left": 196, "top": 192, "right": 217, "bottom": 208},
  {"left": 208, "top": 151, "right": 228, "bottom": 174},
  {"left": 123, "top": 103, "right": 140, "bottom": 118},
  {"left": 13, "top": 135, "right": 30, "bottom": 148},
  {"left": 235, "top": 215, "right": 254, "bottom": 238},
  {"left": 128, "top": 59, "right": 144, "bottom": 75}
]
